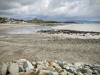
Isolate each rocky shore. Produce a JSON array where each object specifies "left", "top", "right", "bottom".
[
  {"left": 37, "top": 29, "right": 100, "bottom": 35},
  {"left": 0, "top": 59, "right": 100, "bottom": 75}
]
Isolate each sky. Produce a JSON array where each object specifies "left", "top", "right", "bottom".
[{"left": 0, "top": 0, "right": 100, "bottom": 21}]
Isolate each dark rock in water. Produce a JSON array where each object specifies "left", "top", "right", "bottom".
[{"left": 37, "top": 29, "right": 100, "bottom": 36}]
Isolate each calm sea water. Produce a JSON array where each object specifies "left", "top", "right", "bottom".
[
  {"left": 0, "top": 24, "right": 100, "bottom": 34},
  {"left": 52, "top": 24, "right": 100, "bottom": 32},
  {"left": 0, "top": 26, "right": 53, "bottom": 34}
]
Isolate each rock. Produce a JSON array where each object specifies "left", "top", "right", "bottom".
[
  {"left": 74, "top": 62, "right": 84, "bottom": 69},
  {"left": 19, "top": 65, "right": 25, "bottom": 72},
  {"left": 83, "top": 73, "right": 92, "bottom": 75},
  {"left": 69, "top": 66, "right": 76, "bottom": 73},
  {"left": 1, "top": 63, "right": 7, "bottom": 75},
  {"left": 33, "top": 68, "right": 39, "bottom": 73},
  {"left": 7, "top": 73, "right": 20, "bottom": 75},
  {"left": 23, "top": 61, "right": 34, "bottom": 72},
  {"left": 37, "top": 64, "right": 46, "bottom": 70},
  {"left": 9, "top": 63, "right": 19, "bottom": 74},
  {"left": 17, "top": 59, "right": 27, "bottom": 65},
  {"left": 12, "top": 73, "right": 20, "bottom": 75},
  {"left": 44, "top": 62, "right": 49, "bottom": 67},
  {"left": 20, "top": 72, "right": 24, "bottom": 75},
  {"left": 46, "top": 66, "right": 55, "bottom": 71},
  {"left": 77, "top": 72, "right": 83, "bottom": 75},
  {"left": 59, "top": 69, "right": 67, "bottom": 75},
  {"left": 78, "top": 68, "right": 93, "bottom": 74},
  {"left": 12, "top": 60, "right": 19, "bottom": 63},
  {"left": 94, "top": 64, "right": 100, "bottom": 68},
  {"left": 37, "top": 70, "right": 53, "bottom": 75},
  {"left": 86, "top": 68, "right": 93, "bottom": 73},
  {"left": 66, "top": 63, "right": 73, "bottom": 67},
  {"left": 57, "top": 60, "right": 63, "bottom": 65},
  {"left": 60, "top": 64, "right": 67, "bottom": 69},
  {"left": 36, "top": 61, "right": 43, "bottom": 65},
  {"left": 32, "top": 62, "right": 36, "bottom": 66},
  {"left": 67, "top": 72, "right": 74, "bottom": 75},
  {"left": 49, "top": 61, "right": 62, "bottom": 72},
  {"left": 0, "top": 59, "right": 100, "bottom": 75},
  {"left": 0, "top": 66, "right": 2, "bottom": 75},
  {"left": 19, "top": 59, "right": 27, "bottom": 63},
  {"left": 66, "top": 66, "right": 70, "bottom": 69},
  {"left": 77, "top": 68, "right": 87, "bottom": 73},
  {"left": 52, "top": 72, "right": 59, "bottom": 75},
  {"left": 22, "top": 71, "right": 36, "bottom": 75}
]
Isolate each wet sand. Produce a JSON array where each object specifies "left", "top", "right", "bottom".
[{"left": 0, "top": 23, "right": 39, "bottom": 30}]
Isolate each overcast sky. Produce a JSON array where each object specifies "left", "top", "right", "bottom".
[{"left": 0, "top": 0, "right": 100, "bottom": 21}]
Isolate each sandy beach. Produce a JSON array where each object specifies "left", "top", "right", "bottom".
[
  {"left": 0, "top": 23, "right": 100, "bottom": 64},
  {"left": 0, "top": 23, "right": 39, "bottom": 29}
]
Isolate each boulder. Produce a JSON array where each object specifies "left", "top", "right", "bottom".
[
  {"left": 32, "top": 62, "right": 36, "bottom": 66},
  {"left": 49, "top": 61, "right": 62, "bottom": 72},
  {"left": 46, "top": 66, "right": 55, "bottom": 71},
  {"left": 37, "top": 64, "right": 46, "bottom": 70},
  {"left": 11, "top": 73, "right": 20, "bottom": 75},
  {"left": 86, "top": 68, "right": 93, "bottom": 73},
  {"left": 60, "top": 64, "right": 68, "bottom": 69},
  {"left": 19, "top": 59, "right": 27, "bottom": 63},
  {"left": 77, "top": 72, "right": 83, "bottom": 75},
  {"left": 20, "top": 72, "right": 24, "bottom": 75},
  {"left": 74, "top": 62, "right": 84, "bottom": 69},
  {"left": 37, "top": 70, "right": 53, "bottom": 75},
  {"left": 44, "top": 62, "right": 49, "bottom": 67},
  {"left": 59, "top": 69, "right": 67, "bottom": 75},
  {"left": 23, "top": 61, "right": 34, "bottom": 72},
  {"left": 57, "top": 61, "right": 63, "bottom": 65},
  {"left": 36, "top": 61, "right": 43, "bottom": 65},
  {"left": 1, "top": 63, "right": 7, "bottom": 75},
  {"left": 83, "top": 73, "right": 92, "bottom": 75},
  {"left": 19, "top": 65, "right": 25, "bottom": 72},
  {"left": 9, "top": 63, "right": 19, "bottom": 74},
  {"left": 67, "top": 72, "right": 74, "bottom": 75},
  {"left": 22, "top": 71, "right": 36, "bottom": 75},
  {"left": 52, "top": 72, "right": 59, "bottom": 75}
]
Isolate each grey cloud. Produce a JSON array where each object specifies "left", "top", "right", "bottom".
[
  {"left": 0, "top": 0, "right": 100, "bottom": 21},
  {"left": 0, "top": 0, "right": 21, "bottom": 10}
]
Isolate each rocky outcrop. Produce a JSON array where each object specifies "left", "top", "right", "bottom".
[
  {"left": 37, "top": 29, "right": 100, "bottom": 35},
  {"left": 0, "top": 59, "right": 100, "bottom": 75}
]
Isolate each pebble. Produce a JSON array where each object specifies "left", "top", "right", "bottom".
[{"left": 0, "top": 59, "right": 100, "bottom": 75}]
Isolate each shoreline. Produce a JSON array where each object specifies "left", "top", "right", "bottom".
[
  {"left": 0, "top": 23, "right": 39, "bottom": 30},
  {"left": 0, "top": 23, "right": 100, "bottom": 65}
]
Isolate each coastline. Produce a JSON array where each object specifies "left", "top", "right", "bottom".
[
  {"left": 0, "top": 23, "right": 39, "bottom": 30},
  {"left": 0, "top": 23, "right": 100, "bottom": 64}
]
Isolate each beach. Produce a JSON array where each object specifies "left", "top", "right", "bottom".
[{"left": 0, "top": 23, "right": 100, "bottom": 64}]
